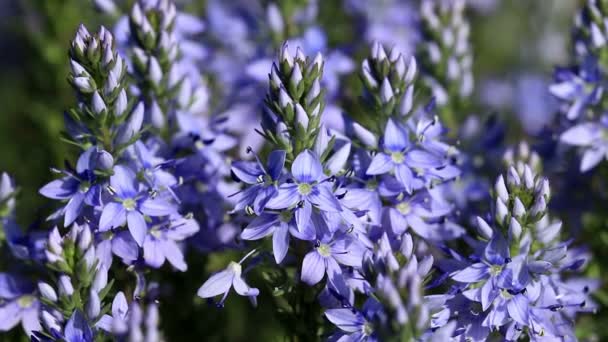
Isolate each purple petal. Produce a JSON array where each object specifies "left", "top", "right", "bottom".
[
  {"left": 140, "top": 198, "right": 176, "bottom": 217},
  {"left": 197, "top": 270, "right": 234, "bottom": 298},
  {"left": 265, "top": 184, "right": 300, "bottom": 209},
  {"left": 0, "top": 301, "right": 22, "bottom": 331},
  {"left": 301, "top": 251, "right": 326, "bottom": 285},
  {"left": 506, "top": 294, "right": 529, "bottom": 325},
  {"left": 451, "top": 263, "right": 489, "bottom": 283},
  {"left": 292, "top": 150, "right": 323, "bottom": 183},
  {"left": 112, "top": 231, "right": 139, "bottom": 264},
  {"left": 325, "top": 308, "right": 364, "bottom": 333},
  {"left": 110, "top": 165, "right": 137, "bottom": 198},
  {"left": 296, "top": 201, "right": 312, "bottom": 232},
  {"left": 405, "top": 149, "right": 442, "bottom": 169},
  {"left": 581, "top": 147, "right": 605, "bottom": 172},
  {"left": 366, "top": 153, "right": 393, "bottom": 175},
  {"left": 383, "top": 118, "right": 408, "bottom": 151},
  {"left": 309, "top": 185, "right": 341, "bottom": 212},
  {"left": 99, "top": 202, "right": 126, "bottom": 232},
  {"left": 21, "top": 306, "right": 41, "bottom": 336},
  {"left": 325, "top": 142, "right": 351, "bottom": 175},
  {"left": 111, "top": 292, "right": 129, "bottom": 319},
  {"left": 39, "top": 178, "right": 78, "bottom": 200},
  {"left": 240, "top": 214, "right": 278, "bottom": 240},
  {"left": 272, "top": 223, "right": 290, "bottom": 264},
  {"left": 127, "top": 211, "right": 147, "bottom": 246},
  {"left": 161, "top": 240, "right": 187, "bottom": 271},
  {"left": 395, "top": 165, "right": 414, "bottom": 193},
  {"left": 76, "top": 147, "right": 97, "bottom": 174},
  {"left": 231, "top": 161, "right": 263, "bottom": 184},
  {"left": 143, "top": 237, "right": 165, "bottom": 268},
  {"left": 267, "top": 150, "right": 286, "bottom": 180},
  {"left": 480, "top": 279, "right": 499, "bottom": 311},
  {"left": 64, "top": 191, "right": 85, "bottom": 226},
  {"left": 64, "top": 310, "right": 93, "bottom": 342},
  {"left": 484, "top": 234, "right": 509, "bottom": 265},
  {"left": 560, "top": 123, "right": 601, "bottom": 146},
  {"left": 233, "top": 276, "right": 259, "bottom": 297}
]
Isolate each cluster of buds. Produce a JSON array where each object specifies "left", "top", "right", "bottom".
[
  {"left": 574, "top": 0, "right": 608, "bottom": 69},
  {"left": 419, "top": 0, "right": 473, "bottom": 126},
  {"left": 67, "top": 25, "right": 143, "bottom": 154},
  {"left": 129, "top": 0, "right": 208, "bottom": 131},
  {"left": 356, "top": 233, "right": 433, "bottom": 340},
  {"left": 486, "top": 161, "right": 550, "bottom": 243},
  {"left": 38, "top": 223, "right": 114, "bottom": 338},
  {"left": 360, "top": 42, "right": 417, "bottom": 132},
  {"left": 261, "top": 43, "right": 325, "bottom": 160},
  {"left": 502, "top": 141, "right": 542, "bottom": 174}
]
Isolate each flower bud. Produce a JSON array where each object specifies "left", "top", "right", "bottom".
[
  {"left": 115, "top": 102, "right": 144, "bottom": 145},
  {"left": 58, "top": 275, "right": 74, "bottom": 296},
  {"left": 96, "top": 150, "right": 114, "bottom": 170},
  {"left": 92, "top": 92, "right": 107, "bottom": 115},
  {"left": 115, "top": 89, "right": 128, "bottom": 116},
  {"left": 495, "top": 198, "right": 508, "bottom": 225},
  {"left": 92, "top": 266, "right": 109, "bottom": 293},
  {"left": 295, "top": 104, "right": 308, "bottom": 130},
  {"left": 380, "top": 78, "right": 394, "bottom": 103},
  {"left": 87, "top": 290, "right": 101, "bottom": 318},
  {"left": 278, "top": 87, "right": 292, "bottom": 109},
  {"left": 290, "top": 63, "right": 303, "bottom": 88},
  {"left": 149, "top": 57, "right": 163, "bottom": 85},
  {"left": 509, "top": 217, "right": 522, "bottom": 240},
  {"left": 279, "top": 43, "right": 293, "bottom": 67},
  {"left": 77, "top": 225, "right": 93, "bottom": 251},
  {"left": 41, "top": 310, "right": 61, "bottom": 332},
  {"left": 476, "top": 216, "right": 493, "bottom": 240},
  {"left": 513, "top": 197, "right": 526, "bottom": 218},
  {"left": 38, "top": 282, "right": 58, "bottom": 302},
  {"left": 494, "top": 175, "right": 509, "bottom": 202}
]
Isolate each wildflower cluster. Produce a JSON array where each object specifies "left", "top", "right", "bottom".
[
  {"left": 434, "top": 149, "right": 593, "bottom": 340},
  {"left": 418, "top": 0, "right": 473, "bottom": 128},
  {"left": 552, "top": 0, "right": 608, "bottom": 172}
]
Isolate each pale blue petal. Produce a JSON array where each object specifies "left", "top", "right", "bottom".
[
  {"left": 301, "top": 251, "right": 326, "bottom": 285},
  {"left": 197, "top": 270, "right": 234, "bottom": 298},
  {"left": 127, "top": 211, "right": 147, "bottom": 246},
  {"left": 292, "top": 150, "right": 323, "bottom": 183},
  {"left": 366, "top": 153, "right": 393, "bottom": 175},
  {"left": 383, "top": 118, "right": 408, "bottom": 151},
  {"left": 99, "top": 202, "right": 126, "bottom": 232},
  {"left": 273, "top": 222, "right": 290, "bottom": 264},
  {"left": 240, "top": 214, "right": 278, "bottom": 240},
  {"left": 451, "top": 263, "right": 489, "bottom": 283}
]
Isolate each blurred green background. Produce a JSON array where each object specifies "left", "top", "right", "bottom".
[{"left": 2, "top": 0, "right": 604, "bottom": 341}]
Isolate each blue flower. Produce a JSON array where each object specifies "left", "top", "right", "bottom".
[
  {"left": 197, "top": 252, "right": 259, "bottom": 306},
  {"left": 367, "top": 119, "right": 443, "bottom": 193},
  {"left": 300, "top": 234, "right": 365, "bottom": 286},
  {"left": 99, "top": 165, "right": 176, "bottom": 246},
  {"left": 39, "top": 147, "right": 106, "bottom": 226},
  {"left": 266, "top": 150, "right": 342, "bottom": 233},
  {"left": 142, "top": 215, "right": 199, "bottom": 271},
  {"left": 550, "top": 61, "right": 603, "bottom": 120},
  {"left": 325, "top": 307, "right": 377, "bottom": 341},
  {"left": 63, "top": 310, "right": 94, "bottom": 342},
  {"left": 232, "top": 150, "right": 286, "bottom": 215},
  {"left": 560, "top": 117, "right": 608, "bottom": 172},
  {"left": 0, "top": 273, "right": 40, "bottom": 336},
  {"left": 240, "top": 208, "right": 313, "bottom": 264},
  {"left": 451, "top": 232, "right": 511, "bottom": 312}
]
